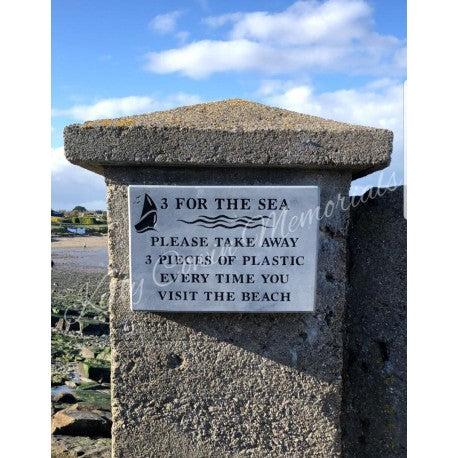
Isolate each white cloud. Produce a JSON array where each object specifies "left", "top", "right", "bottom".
[
  {"left": 51, "top": 146, "right": 69, "bottom": 173},
  {"left": 52, "top": 93, "right": 204, "bottom": 208},
  {"left": 364, "top": 77, "right": 400, "bottom": 90},
  {"left": 256, "top": 79, "right": 297, "bottom": 96},
  {"left": 149, "top": 11, "right": 182, "bottom": 34},
  {"left": 146, "top": 40, "right": 271, "bottom": 78},
  {"left": 53, "top": 93, "right": 202, "bottom": 121},
  {"left": 53, "top": 96, "right": 154, "bottom": 120},
  {"left": 145, "top": 39, "right": 355, "bottom": 78},
  {"left": 261, "top": 79, "right": 405, "bottom": 193},
  {"left": 146, "top": 0, "right": 405, "bottom": 78},
  {"left": 264, "top": 81, "right": 403, "bottom": 132},
  {"left": 51, "top": 147, "right": 107, "bottom": 210},
  {"left": 229, "top": 0, "right": 372, "bottom": 46}
]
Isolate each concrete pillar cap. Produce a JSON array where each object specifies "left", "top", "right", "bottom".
[{"left": 64, "top": 98, "right": 393, "bottom": 179}]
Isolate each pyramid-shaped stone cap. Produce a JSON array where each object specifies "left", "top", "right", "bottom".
[{"left": 64, "top": 99, "right": 393, "bottom": 179}]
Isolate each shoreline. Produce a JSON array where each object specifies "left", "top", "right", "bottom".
[{"left": 52, "top": 235, "right": 108, "bottom": 249}]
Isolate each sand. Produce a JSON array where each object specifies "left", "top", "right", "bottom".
[{"left": 51, "top": 235, "right": 108, "bottom": 249}]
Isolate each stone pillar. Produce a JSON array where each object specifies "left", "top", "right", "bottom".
[
  {"left": 343, "top": 187, "right": 406, "bottom": 457},
  {"left": 64, "top": 99, "right": 392, "bottom": 457}
]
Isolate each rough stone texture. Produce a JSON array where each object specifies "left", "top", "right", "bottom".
[
  {"left": 342, "top": 187, "right": 406, "bottom": 457},
  {"left": 63, "top": 100, "right": 394, "bottom": 457},
  {"left": 52, "top": 403, "right": 112, "bottom": 438},
  {"left": 51, "top": 436, "right": 111, "bottom": 458},
  {"left": 105, "top": 166, "right": 351, "bottom": 457},
  {"left": 64, "top": 99, "right": 392, "bottom": 179}
]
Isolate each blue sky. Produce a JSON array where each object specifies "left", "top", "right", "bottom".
[{"left": 52, "top": 0, "right": 406, "bottom": 210}]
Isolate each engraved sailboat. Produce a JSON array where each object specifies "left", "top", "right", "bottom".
[{"left": 134, "top": 194, "right": 157, "bottom": 232}]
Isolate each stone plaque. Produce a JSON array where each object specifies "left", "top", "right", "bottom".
[{"left": 128, "top": 185, "right": 319, "bottom": 312}]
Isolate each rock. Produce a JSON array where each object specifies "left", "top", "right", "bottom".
[
  {"left": 74, "top": 382, "right": 111, "bottom": 411},
  {"left": 51, "top": 403, "right": 111, "bottom": 437},
  {"left": 51, "top": 314, "right": 63, "bottom": 327},
  {"left": 51, "top": 435, "right": 111, "bottom": 457},
  {"left": 95, "top": 347, "right": 111, "bottom": 362},
  {"left": 80, "top": 346, "right": 95, "bottom": 359},
  {"left": 53, "top": 392, "right": 77, "bottom": 404},
  {"left": 65, "top": 381, "right": 78, "bottom": 389},
  {"left": 52, "top": 372, "right": 66, "bottom": 386},
  {"left": 54, "top": 318, "right": 79, "bottom": 332},
  {"left": 54, "top": 318, "right": 65, "bottom": 331},
  {"left": 76, "top": 382, "right": 109, "bottom": 391},
  {"left": 66, "top": 321, "right": 80, "bottom": 332},
  {"left": 78, "top": 359, "right": 110, "bottom": 383},
  {"left": 74, "top": 389, "right": 111, "bottom": 411},
  {"left": 79, "top": 319, "right": 109, "bottom": 336}
]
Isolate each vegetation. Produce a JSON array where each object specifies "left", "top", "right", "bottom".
[
  {"left": 72, "top": 205, "right": 87, "bottom": 212},
  {"left": 51, "top": 208, "right": 107, "bottom": 236},
  {"left": 80, "top": 216, "right": 97, "bottom": 225},
  {"left": 51, "top": 227, "right": 69, "bottom": 235},
  {"left": 51, "top": 270, "right": 110, "bottom": 387},
  {"left": 93, "top": 226, "right": 108, "bottom": 234}
]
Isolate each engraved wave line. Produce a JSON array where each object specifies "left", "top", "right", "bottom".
[
  {"left": 193, "top": 222, "right": 271, "bottom": 229},
  {"left": 178, "top": 215, "right": 270, "bottom": 224},
  {"left": 177, "top": 215, "right": 271, "bottom": 229},
  {"left": 192, "top": 214, "right": 269, "bottom": 222}
]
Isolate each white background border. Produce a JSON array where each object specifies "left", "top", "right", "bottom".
[{"left": 2, "top": 1, "right": 458, "bottom": 456}]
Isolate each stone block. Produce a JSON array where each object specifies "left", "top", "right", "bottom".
[
  {"left": 342, "top": 187, "right": 406, "bottom": 457},
  {"left": 63, "top": 99, "right": 393, "bottom": 457}
]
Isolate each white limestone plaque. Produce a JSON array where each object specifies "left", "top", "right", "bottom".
[{"left": 128, "top": 186, "right": 319, "bottom": 312}]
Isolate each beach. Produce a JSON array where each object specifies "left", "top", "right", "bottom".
[
  {"left": 52, "top": 234, "right": 108, "bottom": 249},
  {"left": 51, "top": 235, "right": 111, "bottom": 456},
  {"left": 52, "top": 235, "right": 108, "bottom": 272}
]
